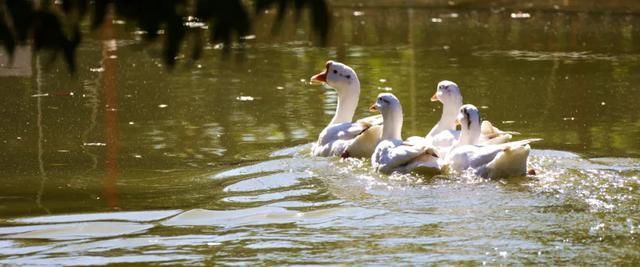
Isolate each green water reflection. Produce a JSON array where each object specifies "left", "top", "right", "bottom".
[{"left": 0, "top": 3, "right": 639, "bottom": 265}]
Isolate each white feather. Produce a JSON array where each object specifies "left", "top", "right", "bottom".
[
  {"left": 310, "top": 61, "right": 382, "bottom": 157},
  {"left": 371, "top": 93, "right": 440, "bottom": 175}
]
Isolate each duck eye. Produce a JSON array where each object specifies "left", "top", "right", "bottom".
[
  {"left": 333, "top": 70, "right": 338, "bottom": 74},
  {"left": 346, "top": 75, "right": 351, "bottom": 79}
]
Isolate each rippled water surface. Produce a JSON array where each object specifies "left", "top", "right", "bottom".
[{"left": 1, "top": 2, "right": 640, "bottom": 265}]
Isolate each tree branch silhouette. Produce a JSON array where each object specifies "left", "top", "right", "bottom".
[{"left": 0, "top": 0, "right": 329, "bottom": 73}]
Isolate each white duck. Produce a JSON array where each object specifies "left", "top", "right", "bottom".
[
  {"left": 310, "top": 61, "right": 382, "bottom": 158},
  {"left": 441, "top": 104, "right": 541, "bottom": 179},
  {"left": 426, "top": 80, "right": 516, "bottom": 149},
  {"left": 370, "top": 93, "right": 440, "bottom": 175}
]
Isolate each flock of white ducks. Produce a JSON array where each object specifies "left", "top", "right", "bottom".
[{"left": 309, "top": 60, "right": 540, "bottom": 179}]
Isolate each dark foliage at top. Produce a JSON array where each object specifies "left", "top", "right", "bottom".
[{"left": 0, "top": 0, "right": 329, "bottom": 72}]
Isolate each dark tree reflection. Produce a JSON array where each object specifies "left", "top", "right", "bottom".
[{"left": 0, "top": 0, "right": 329, "bottom": 72}]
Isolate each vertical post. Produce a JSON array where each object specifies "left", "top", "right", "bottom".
[
  {"left": 102, "top": 6, "right": 120, "bottom": 209},
  {"left": 408, "top": 8, "right": 417, "bottom": 133},
  {"left": 35, "top": 55, "right": 50, "bottom": 214}
]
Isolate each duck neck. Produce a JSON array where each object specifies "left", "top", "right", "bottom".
[
  {"left": 382, "top": 105, "right": 403, "bottom": 141},
  {"left": 457, "top": 121, "right": 481, "bottom": 146},
  {"left": 329, "top": 81, "right": 360, "bottom": 125},
  {"left": 427, "top": 98, "right": 462, "bottom": 137}
]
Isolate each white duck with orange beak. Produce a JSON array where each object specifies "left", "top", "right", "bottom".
[
  {"left": 309, "top": 61, "right": 382, "bottom": 158},
  {"left": 426, "top": 80, "right": 516, "bottom": 149},
  {"left": 370, "top": 93, "right": 440, "bottom": 175},
  {"left": 405, "top": 80, "right": 516, "bottom": 159},
  {"left": 441, "top": 104, "right": 541, "bottom": 179}
]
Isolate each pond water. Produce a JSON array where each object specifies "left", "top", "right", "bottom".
[{"left": 1, "top": 3, "right": 640, "bottom": 265}]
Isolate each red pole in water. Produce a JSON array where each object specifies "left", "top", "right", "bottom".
[{"left": 102, "top": 7, "right": 120, "bottom": 209}]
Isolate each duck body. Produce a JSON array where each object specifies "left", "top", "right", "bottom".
[
  {"left": 370, "top": 93, "right": 439, "bottom": 175},
  {"left": 428, "top": 121, "right": 515, "bottom": 148},
  {"left": 440, "top": 104, "right": 540, "bottom": 179},
  {"left": 443, "top": 141, "right": 533, "bottom": 178},
  {"left": 312, "top": 118, "right": 382, "bottom": 157},
  {"left": 372, "top": 139, "right": 439, "bottom": 174}
]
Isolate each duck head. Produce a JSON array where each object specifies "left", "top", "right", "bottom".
[
  {"left": 431, "top": 80, "right": 463, "bottom": 105},
  {"left": 426, "top": 80, "right": 464, "bottom": 135},
  {"left": 310, "top": 60, "right": 360, "bottom": 92},
  {"left": 310, "top": 61, "right": 361, "bottom": 124},
  {"left": 456, "top": 104, "right": 481, "bottom": 145},
  {"left": 370, "top": 93, "right": 403, "bottom": 141}
]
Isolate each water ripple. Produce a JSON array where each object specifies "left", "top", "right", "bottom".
[
  {"left": 0, "top": 147, "right": 638, "bottom": 265},
  {"left": 473, "top": 50, "right": 640, "bottom": 63}
]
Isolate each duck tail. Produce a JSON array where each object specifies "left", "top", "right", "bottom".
[{"left": 502, "top": 138, "right": 542, "bottom": 151}]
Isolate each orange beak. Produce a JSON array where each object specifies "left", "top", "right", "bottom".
[
  {"left": 310, "top": 61, "right": 333, "bottom": 85},
  {"left": 430, "top": 92, "right": 439, "bottom": 102},
  {"left": 454, "top": 119, "right": 461, "bottom": 126},
  {"left": 369, "top": 103, "right": 379, "bottom": 112},
  {"left": 310, "top": 71, "right": 327, "bottom": 84}
]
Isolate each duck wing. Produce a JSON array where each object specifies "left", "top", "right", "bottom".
[
  {"left": 375, "top": 141, "right": 438, "bottom": 174},
  {"left": 476, "top": 138, "right": 541, "bottom": 178},
  {"left": 344, "top": 125, "right": 382, "bottom": 158},
  {"left": 355, "top": 114, "right": 383, "bottom": 126},
  {"left": 314, "top": 122, "right": 364, "bottom": 156},
  {"left": 340, "top": 115, "right": 384, "bottom": 158},
  {"left": 445, "top": 138, "right": 542, "bottom": 178},
  {"left": 479, "top": 120, "right": 519, "bottom": 144}
]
